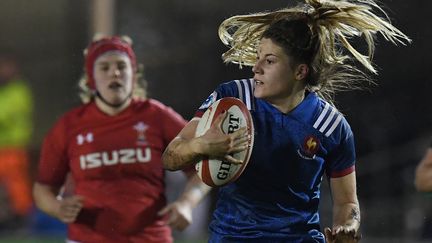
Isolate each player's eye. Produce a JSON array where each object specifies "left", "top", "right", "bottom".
[
  {"left": 117, "top": 62, "right": 126, "bottom": 70},
  {"left": 99, "top": 65, "right": 109, "bottom": 71}
]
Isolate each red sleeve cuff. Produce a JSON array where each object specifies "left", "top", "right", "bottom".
[{"left": 329, "top": 165, "right": 355, "bottom": 178}]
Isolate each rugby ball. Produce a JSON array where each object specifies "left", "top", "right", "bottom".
[{"left": 195, "top": 97, "right": 254, "bottom": 187}]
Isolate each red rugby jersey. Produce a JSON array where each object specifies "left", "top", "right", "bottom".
[{"left": 37, "top": 99, "right": 186, "bottom": 243}]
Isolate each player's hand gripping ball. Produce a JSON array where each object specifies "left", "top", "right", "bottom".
[
  {"left": 324, "top": 227, "right": 362, "bottom": 243},
  {"left": 195, "top": 97, "right": 254, "bottom": 187}
]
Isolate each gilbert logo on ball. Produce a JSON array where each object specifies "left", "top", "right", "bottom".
[{"left": 195, "top": 97, "right": 254, "bottom": 187}]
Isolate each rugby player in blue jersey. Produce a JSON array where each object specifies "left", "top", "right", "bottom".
[{"left": 163, "top": 0, "right": 411, "bottom": 242}]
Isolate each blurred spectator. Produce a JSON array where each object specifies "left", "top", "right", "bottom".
[
  {"left": 32, "top": 36, "right": 210, "bottom": 242},
  {"left": 415, "top": 141, "right": 432, "bottom": 192},
  {"left": 0, "top": 53, "right": 33, "bottom": 229},
  {"left": 414, "top": 141, "right": 432, "bottom": 240}
]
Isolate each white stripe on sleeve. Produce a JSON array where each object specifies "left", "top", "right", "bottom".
[
  {"left": 313, "top": 102, "right": 330, "bottom": 129},
  {"left": 319, "top": 108, "right": 336, "bottom": 133},
  {"left": 325, "top": 114, "right": 343, "bottom": 137},
  {"left": 242, "top": 79, "right": 252, "bottom": 110},
  {"left": 234, "top": 80, "right": 243, "bottom": 102}
]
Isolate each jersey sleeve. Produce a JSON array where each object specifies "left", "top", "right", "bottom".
[
  {"left": 159, "top": 105, "right": 187, "bottom": 146},
  {"left": 194, "top": 78, "right": 254, "bottom": 118},
  {"left": 325, "top": 121, "right": 356, "bottom": 178},
  {"left": 158, "top": 104, "right": 195, "bottom": 174},
  {"left": 194, "top": 86, "right": 228, "bottom": 118},
  {"left": 36, "top": 117, "right": 70, "bottom": 186}
]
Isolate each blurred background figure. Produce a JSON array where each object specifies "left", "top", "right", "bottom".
[
  {"left": 415, "top": 141, "right": 432, "bottom": 192},
  {"left": 32, "top": 35, "right": 210, "bottom": 243},
  {"left": 414, "top": 141, "right": 432, "bottom": 239},
  {"left": 0, "top": 53, "right": 33, "bottom": 231}
]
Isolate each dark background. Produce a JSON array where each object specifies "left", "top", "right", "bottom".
[{"left": 0, "top": 0, "right": 431, "bottom": 242}]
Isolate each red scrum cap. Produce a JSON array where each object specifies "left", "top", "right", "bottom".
[{"left": 85, "top": 36, "right": 137, "bottom": 90}]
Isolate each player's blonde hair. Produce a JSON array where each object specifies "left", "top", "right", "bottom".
[
  {"left": 78, "top": 34, "right": 147, "bottom": 104},
  {"left": 218, "top": 0, "right": 411, "bottom": 102}
]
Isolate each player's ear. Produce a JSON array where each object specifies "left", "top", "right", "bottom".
[{"left": 295, "top": 64, "right": 309, "bottom": 81}]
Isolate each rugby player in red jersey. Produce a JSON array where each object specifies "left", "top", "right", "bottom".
[{"left": 33, "top": 35, "right": 210, "bottom": 243}]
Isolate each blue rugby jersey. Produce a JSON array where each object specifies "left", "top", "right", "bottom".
[{"left": 195, "top": 79, "right": 356, "bottom": 243}]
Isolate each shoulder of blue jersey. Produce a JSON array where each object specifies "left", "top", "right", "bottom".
[
  {"left": 195, "top": 97, "right": 254, "bottom": 187},
  {"left": 232, "top": 79, "right": 255, "bottom": 111},
  {"left": 312, "top": 102, "right": 345, "bottom": 137}
]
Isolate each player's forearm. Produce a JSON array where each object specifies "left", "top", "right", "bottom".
[
  {"left": 332, "top": 201, "right": 361, "bottom": 229},
  {"left": 162, "top": 136, "right": 203, "bottom": 171},
  {"left": 33, "top": 182, "right": 62, "bottom": 219}
]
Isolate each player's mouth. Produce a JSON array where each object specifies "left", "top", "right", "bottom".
[
  {"left": 254, "top": 79, "right": 264, "bottom": 86},
  {"left": 108, "top": 82, "right": 123, "bottom": 90}
]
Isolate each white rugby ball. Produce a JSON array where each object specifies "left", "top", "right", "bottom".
[{"left": 195, "top": 97, "right": 254, "bottom": 187}]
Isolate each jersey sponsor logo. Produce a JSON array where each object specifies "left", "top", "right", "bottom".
[
  {"left": 199, "top": 91, "right": 217, "bottom": 109},
  {"left": 79, "top": 147, "right": 151, "bottom": 169},
  {"left": 297, "top": 135, "right": 320, "bottom": 160},
  {"left": 77, "top": 133, "right": 93, "bottom": 145},
  {"left": 134, "top": 121, "right": 149, "bottom": 145}
]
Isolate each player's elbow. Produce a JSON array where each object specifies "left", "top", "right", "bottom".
[
  {"left": 163, "top": 136, "right": 199, "bottom": 171},
  {"left": 161, "top": 150, "right": 178, "bottom": 171},
  {"left": 162, "top": 161, "right": 179, "bottom": 171}
]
